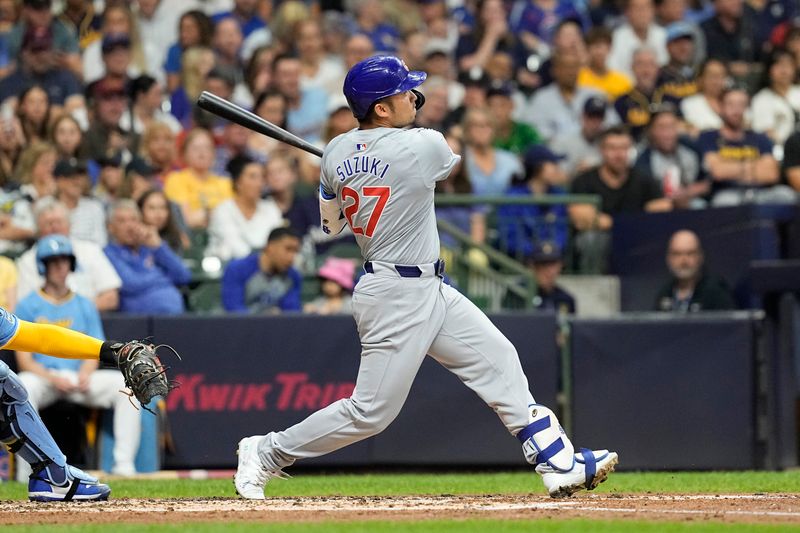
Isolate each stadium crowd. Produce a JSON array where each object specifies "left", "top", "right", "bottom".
[{"left": 0, "top": 0, "right": 795, "bottom": 319}]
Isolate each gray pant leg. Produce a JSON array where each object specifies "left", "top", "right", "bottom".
[
  {"left": 427, "top": 284, "right": 534, "bottom": 437},
  {"left": 259, "top": 276, "right": 445, "bottom": 470}
]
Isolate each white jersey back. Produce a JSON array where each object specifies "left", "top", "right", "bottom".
[{"left": 320, "top": 127, "right": 460, "bottom": 264}]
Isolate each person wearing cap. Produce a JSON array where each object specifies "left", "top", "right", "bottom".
[
  {"left": 496, "top": 145, "right": 569, "bottom": 261},
  {"left": 550, "top": 95, "right": 606, "bottom": 178},
  {"left": 53, "top": 158, "right": 107, "bottom": 246},
  {"left": 93, "top": 152, "right": 125, "bottom": 206},
  {"left": 655, "top": 22, "right": 698, "bottom": 104},
  {"left": 83, "top": 77, "right": 130, "bottom": 162},
  {"left": 6, "top": 0, "right": 81, "bottom": 79},
  {"left": 528, "top": 241, "right": 576, "bottom": 315},
  {"left": 529, "top": 52, "right": 615, "bottom": 143},
  {"left": 206, "top": 155, "right": 283, "bottom": 262},
  {"left": 122, "top": 156, "right": 159, "bottom": 201},
  {"left": 487, "top": 80, "right": 541, "bottom": 155},
  {"left": 83, "top": 32, "right": 132, "bottom": 86},
  {"left": 634, "top": 104, "right": 706, "bottom": 208},
  {"left": 0, "top": 24, "right": 82, "bottom": 109},
  {"left": 578, "top": 27, "right": 634, "bottom": 101},
  {"left": 570, "top": 125, "right": 672, "bottom": 273},
  {"left": 304, "top": 257, "right": 356, "bottom": 315},
  {"left": 613, "top": 46, "right": 668, "bottom": 141},
  {"left": 608, "top": 0, "right": 668, "bottom": 80}
]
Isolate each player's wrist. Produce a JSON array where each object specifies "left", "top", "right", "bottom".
[{"left": 99, "top": 341, "right": 121, "bottom": 367}]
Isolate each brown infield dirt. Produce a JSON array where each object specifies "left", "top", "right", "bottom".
[{"left": 1, "top": 494, "right": 799, "bottom": 525}]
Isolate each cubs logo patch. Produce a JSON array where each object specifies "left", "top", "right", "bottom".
[{"left": 356, "top": 143, "right": 368, "bottom": 151}]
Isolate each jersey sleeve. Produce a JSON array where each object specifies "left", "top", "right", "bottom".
[
  {"left": 0, "top": 306, "right": 20, "bottom": 349},
  {"left": 412, "top": 129, "right": 461, "bottom": 189}
]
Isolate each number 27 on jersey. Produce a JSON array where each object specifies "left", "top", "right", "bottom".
[{"left": 341, "top": 186, "right": 390, "bottom": 238}]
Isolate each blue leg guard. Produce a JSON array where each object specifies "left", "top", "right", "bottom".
[{"left": 0, "top": 361, "right": 87, "bottom": 485}]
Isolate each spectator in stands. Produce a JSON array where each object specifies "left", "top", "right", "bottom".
[
  {"left": 550, "top": 95, "right": 606, "bottom": 179},
  {"left": 654, "top": 0, "right": 706, "bottom": 64},
  {"left": 577, "top": 27, "right": 634, "bottom": 101},
  {"left": 528, "top": 241, "right": 576, "bottom": 315},
  {"left": 164, "top": 128, "right": 233, "bottom": 230},
  {"left": 93, "top": 153, "right": 125, "bottom": 207},
  {"left": 83, "top": 77, "right": 129, "bottom": 162},
  {"left": 304, "top": 257, "right": 356, "bottom": 315},
  {"left": 140, "top": 121, "right": 178, "bottom": 183},
  {"left": 221, "top": 226, "right": 302, "bottom": 314},
  {"left": 0, "top": 255, "right": 17, "bottom": 310},
  {"left": 569, "top": 126, "right": 672, "bottom": 273},
  {"left": 134, "top": 0, "right": 181, "bottom": 81},
  {"left": 444, "top": 70, "right": 489, "bottom": 133},
  {"left": 121, "top": 75, "right": 180, "bottom": 136},
  {"left": 634, "top": 105, "right": 706, "bottom": 208},
  {"left": 487, "top": 81, "right": 541, "bottom": 155},
  {"left": 212, "top": 17, "right": 244, "bottom": 83},
  {"left": 16, "top": 85, "right": 49, "bottom": 144},
  {"left": 680, "top": 58, "right": 729, "bottom": 135},
  {"left": 164, "top": 10, "right": 213, "bottom": 94},
  {"left": 782, "top": 130, "right": 800, "bottom": 193},
  {"left": 497, "top": 145, "right": 569, "bottom": 261},
  {"left": 84, "top": 22, "right": 139, "bottom": 87},
  {"left": 15, "top": 234, "right": 141, "bottom": 477},
  {"left": 50, "top": 113, "right": 84, "bottom": 161},
  {"left": 137, "top": 188, "right": 189, "bottom": 257},
  {"left": 353, "top": 0, "right": 401, "bottom": 54},
  {"left": 322, "top": 99, "right": 359, "bottom": 143},
  {"left": 247, "top": 90, "right": 288, "bottom": 158},
  {"left": 104, "top": 199, "right": 190, "bottom": 315},
  {"left": 512, "top": 0, "right": 589, "bottom": 52},
  {"left": 462, "top": 107, "right": 523, "bottom": 195},
  {"left": 121, "top": 156, "right": 158, "bottom": 201},
  {"left": 455, "top": 0, "right": 514, "bottom": 74},
  {"left": 57, "top": 0, "right": 100, "bottom": 52},
  {"left": 170, "top": 47, "right": 218, "bottom": 130},
  {"left": 0, "top": 24, "right": 82, "bottom": 110},
  {"left": 206, "top": 156, "right": 283, "bottom": 262},
  {"left": 696, "top": 87, "right": 796, "bottom": 206},
  {"left": 54, "top": 158, "right": 106, "bottom": 246},
  {"left": 343, "top": 32, "right": 376, "bottom": 71},
  {"left": 701, "top": 0, "right": 762, "bottom": 83},
  {"left": 751, "top": 48, "right": 800, "bottom": 145},
  {"left": 656, "top": 22, "right": 699, "bottom": 105},
  {"left": 615, "top": 47, "right": 666, "bottom": 141},
  {"left": 17, "top": 197, "right": 120, "bottom": 311},
  {"left": 296, "top": 19, "right": 346, "bottom": 97},
  {"left": 16, "top": 140, "right": 56, "bottom": 203},
  {"left": 6, "top": 0, "right": 81, "bottom": 79},
  {"left": 272, "top": 54, "right": 329, "bottom": 145},
  {"left": 414, "top": 77, "right": 450, "bottom": 133},
  {"left": 0, "top": 113, "right": 24, "bottom": 191},
  {"left": 608, "top": 0, "right": 668, "bottom": 79},
  {"left": 265, "top": 154, "right": 317, "bottom": 238},
  {"left": 655, "top": 229, "right": 736, "bottom": 311},
  {"left": 270, "top": 1, "right": 311, "bottom": 54},
  {"left": 529, "top": 52, "right": 610, "bottom": 143},
  {"left": 212, "top": 0, "right": 266, "bottom": 39}
]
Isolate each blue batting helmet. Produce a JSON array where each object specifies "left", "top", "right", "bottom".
[
  {"left": 36, "top": 234, "right": 76, "bottom": 276},
  {"left": 343, "top": 55, "right": 427, "bottom": 120}
]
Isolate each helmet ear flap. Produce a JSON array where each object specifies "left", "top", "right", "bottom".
[{"left": 412, "top": 89, "right": 425, "bottom": 111}]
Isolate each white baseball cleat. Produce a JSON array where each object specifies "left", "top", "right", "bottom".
[
  {"left": 537, "top": 449, "right": 618, "bottom": 498},
  {"left": 234, "top": 435, "right": 270, "bottom": 500}
]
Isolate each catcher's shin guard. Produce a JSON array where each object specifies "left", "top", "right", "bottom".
[
  {"left": 0, "top": 361, "right": 70, "bottom": 484},
  {"left": 517, "top": 404, "right": 576, "bottom": 472}
]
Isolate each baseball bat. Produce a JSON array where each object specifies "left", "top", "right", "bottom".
[{"left": 196, "top": 91, "right": 324, "bottom": 158}]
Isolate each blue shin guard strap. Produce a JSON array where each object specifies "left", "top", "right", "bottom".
[
  {"left": 516, "top": 416, "right": 551, "bottom": 444},
  {"left": 580, "top": 448, "right": 596, "bottom": 487},
  {"left": 536, "top": 437, "right": 566, "bottom": 466}
]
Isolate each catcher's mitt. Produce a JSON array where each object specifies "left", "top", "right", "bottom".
[{"left": 101, "top": 340, "right": 181, "bottom": 414}]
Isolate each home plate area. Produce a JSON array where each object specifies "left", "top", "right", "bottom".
[{"left": 1, "top": 494, "right": 799, "bottom": 525}]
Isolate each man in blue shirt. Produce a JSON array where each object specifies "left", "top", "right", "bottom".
[
  {"left": 15, "top": 235, "right": 142, "bottom": 479},
  {"left": 211, "top": 0, "right": 266, "bottom": 38},
  {"left": 222, "top": 227, "right": 302, "bottom": 313},
  {"left": 272, "top": 54, "right": 329, "bottom": 144},
  {"left": 104, "top": 200, "right": 191, "bottom": 315}
]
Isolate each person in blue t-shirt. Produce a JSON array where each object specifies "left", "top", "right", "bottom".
[
  {"left": 15, "top": 235, "right": 141, "bottom": 480},
  {"left": 222, "top": 227, "right": 302, "bottom": 314},
  {"left": 695, "top": 87, "right": 797, "bottom": 206},
  {"left": 104, "top": 200, "right": 191, "bottom": 315}
]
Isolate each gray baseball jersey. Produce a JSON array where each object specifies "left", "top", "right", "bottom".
[
  {"left": 256, "top": 125, "right": 551, "bottom": 474},
  {"left": 319, "top": 127, "right": 460, "bottom": 264}
]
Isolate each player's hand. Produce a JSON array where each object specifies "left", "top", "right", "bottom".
[
  {"left": 49, "top": 374, "right": 76, "bottom": 394},
  {"left": 139, "top": 224, "right": 162, "bottom": 248},
  {"left": 77, "top": 368, "right": 93, "bottom": 392}
]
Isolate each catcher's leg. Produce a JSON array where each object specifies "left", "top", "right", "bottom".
[
  {"left": 427, "top": 284, "right": 618, "bottom": 498},
  {"left": 0, "top": 361, "right": 110, "bottom": 501},
  {"left": 68, "top": 369, "right": 142, "bottom": 476}
]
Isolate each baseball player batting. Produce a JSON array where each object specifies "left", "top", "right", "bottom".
[{"left": 234, "top": 55, "right": 618, "bottom": 499}]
